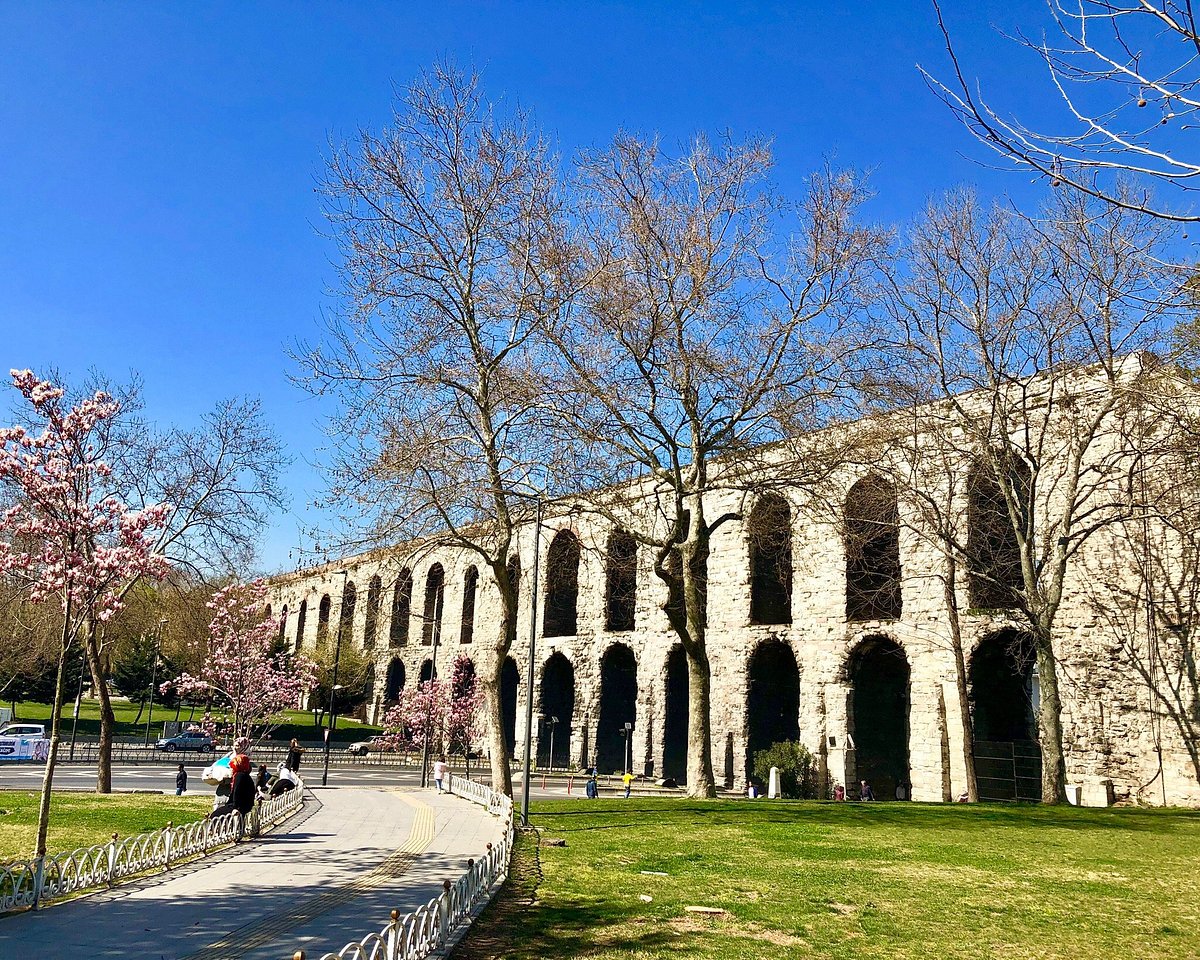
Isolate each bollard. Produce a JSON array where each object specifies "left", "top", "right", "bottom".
[
  {"left": 768, "top": 766, "right": 780, "bottom": 799},
  {"left": 567, "top": 775, "right": 573, "bottom": 795}
]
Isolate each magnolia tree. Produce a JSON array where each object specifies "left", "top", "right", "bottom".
[
  {"left": 0, "top": 370, "right": 170, "bottom": 866},
  {"left": 163, "top": 579, "right": 315, "bottom": 743},
  {"left": 380, "top": 655, "right": 483, "bottom": 770}
]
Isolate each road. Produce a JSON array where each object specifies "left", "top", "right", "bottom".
[{"left": 0, "top": 761, "right": 583, "bottom": 799}]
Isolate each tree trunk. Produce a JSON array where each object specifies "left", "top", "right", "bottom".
[
  {"left": 34, "top": 611, "right": 72, "bottom": 867},
  {"left": 83, "top": 620, "right": 114, "bottom": 794},
  {"left": 132, "top": 699, "right": 145, "bottom": 726},
  {"left": 682, "top": 532, "right": 716, "bottom": 799},
  {"left": 1035, "top": 630, "right": 1068, "bottom": 803},
  {"left": 942, "top": 558, "right": 978, "bottom": 802},
  {"left": 483, "top": 655, "right": 513, "bottom": 798}
]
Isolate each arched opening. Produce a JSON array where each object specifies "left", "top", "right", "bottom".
[
  {"left": 847, "top": 637, "right": 910, "bottom": 800},
  {"left": 662, "top": 644, "right": 689, "bottom": 784},
  {"left": 295, "top": 600, "right": 307, "bottom": 650},
  {"left": 845, "top": 477, "right": 901, "bottom": 621},
  {"left": 317, "top": 594, "right": 331, "bottom": 646},
  {"left": 745, "top": 638, "right": 800, "bottom": 780},
  {"left": 538, "top": 652, "right": 575, "bottom": 769},
  {"left": 384, "top": 658, "right": 405, "bottom": 701},
  {"left": 460, "top": 566, "right": 478, "bottom": 644},
  {"left": 340, "top": 581, "right": 357, "bottom": 646},
  {"left": 544, "top": 530, "right": 581, "bottom": 638},
  {"left": 969, "top": 629, "right": 1041, "bottom": 801},
  {"left": 265, "top": 604, "right": 272, "bottom": 622},
  {"left": 605, "top": 529, "right": 637, "bottom": 632},
  {"left": 422, "top": 563, "right": 445, "bottom": 647},
  {"left": 501, "top": 656, "right": 519, "bottom": 754},
  {"left": 596, "top": 643, "right": 638, "bottom": 774},
  {"left": 419, "top": 659, "right": 436, "bottom": 684},
  {"left": 390, "top": 568, "right": 413, "bottom": 648},
  {"left": 364, "top": 576, "right": 382, "bottom": 649},
  {"left": 967, "top": 460, "right": 1028, "bottom": 609},
  {"left": 748, "top": 494, "right": 793, "bottom": 625},
  {"left": 278, "top": 605, "right": 288, "bottom": 647}
]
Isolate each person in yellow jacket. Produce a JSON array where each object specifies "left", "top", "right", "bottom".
[{"left": 622, "top": 771, "right": 634, "bottom": 798}]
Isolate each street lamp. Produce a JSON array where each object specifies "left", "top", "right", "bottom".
[
  {"left": 622, "top": 721, "right": 634, "bottom": 775},
  {"left": 419, "top": 596, "right": 443, "bottom": 789},
  {"left": 321, "top": 569, "right": 349, "bottom": 787},
  {"left": 546, "top": 715, "right": 558, "bottom": 773},
  {"left": 511, "top": 492, "right": 544, "bottom": 827},
  {"left": 144, "top": 618, "right": 168, "bottom": 745}
]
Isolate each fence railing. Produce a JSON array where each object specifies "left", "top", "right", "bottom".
[
  {"left": 298, "top": 772, "right": 514, "bottom": 960},
  {"left": 0, "top": 777, "right": 306, "bottom": 912}
]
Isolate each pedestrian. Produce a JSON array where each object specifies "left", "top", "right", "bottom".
[
  {"left": 231, "top": 763, "right": 257, "bottom": 840},
  {"left": 255, "top": 763, "right": 270, "bottom": 796},
  {"left": 585, "top": 770, "right": 598, "bottom": 799},
  {"left": 859, "top": 779, "right": 875, "bottom": 801},
  {"left": 622, "top": 770, "right": 634, "bottom": 799},
  {"left": 175, "top": 762, "right": 187, "bottom": 796},
  {"left": 433, "top": 754, "right": 449, "bottom": 792},
  {"left": 286, "top": 737, "right": 304, "bottom": 773}
]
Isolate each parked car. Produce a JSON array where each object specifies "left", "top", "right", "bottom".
[
  {"left": 0, "top": 723, "right": 46, "bottom": 739},
  {"left": 348, "top": 735, "right": 395, "bottom": 757},
  {"left": 155, "top": 730, "right": 215, "bottom": 753}
]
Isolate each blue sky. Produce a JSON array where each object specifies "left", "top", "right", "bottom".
[{"left": 1, "top": 1, "right": 1070, "bottom": 573}]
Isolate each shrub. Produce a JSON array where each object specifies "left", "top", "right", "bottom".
[{"left": 752, "top": 741, "right": 819, "bottom": 798}]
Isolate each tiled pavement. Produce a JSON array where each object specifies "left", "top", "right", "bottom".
[{"left": 0, "top": 786, "right": 504, "bottom": 960}]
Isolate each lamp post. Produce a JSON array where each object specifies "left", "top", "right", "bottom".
[
  {"left": 518, "top": 495, "right": 543, "bottom": 827},
  {"left": 322, "top": 570, "right": 349, "bottom": 787},
  {"left": 419, "top": 600, "right": 443, "bottom": 789},
  {"left": 622, "top": 721, "right": 634, "bottom": 775},
  {"left": 144, "top": 619, "right": 168, "bottom": 746}
]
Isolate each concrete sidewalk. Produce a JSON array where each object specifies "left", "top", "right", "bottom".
[{"left": 0, "top": 786, "right": 505, "bottom": 960}]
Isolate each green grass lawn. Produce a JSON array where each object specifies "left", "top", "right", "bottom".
[
  {"left": 456, "top": 799, "right": 1200, "bottom": 960},
  {"left": 0, "top": 791, "right": 211, "bottom": 862},
  {"left": 6, "top": 700, "right": 380, "bottom": 744}
]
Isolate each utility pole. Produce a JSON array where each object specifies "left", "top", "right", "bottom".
[{"left": 321, "top": 570, "right": 349, "bottom": 787}]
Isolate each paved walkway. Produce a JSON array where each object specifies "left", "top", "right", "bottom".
[{"left": 0, "top": 786, "right": 504, "bottom": 960}]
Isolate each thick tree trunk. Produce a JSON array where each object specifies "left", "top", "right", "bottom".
[
  {"left": 482, "top": 657, "right": 512, "bottom": 798},
  {"left": 682, "top": 531, "right": 716, "bottom": 799},
  {"left": 83, "top": 620, "right": 114, "bottom": 794},
  {"left": 1035, "top": 631, "right": 1068, "bottom": 803}
]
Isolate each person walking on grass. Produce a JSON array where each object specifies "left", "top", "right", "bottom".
[
  {"left": 622, "top": 770, "right": 634, "bottom": 799},
  {"left": 175, "top": 763, "right": 187, "bottom": 796},
  {"left": 434, "top": 754, "right": 449, "bottom": 792}
]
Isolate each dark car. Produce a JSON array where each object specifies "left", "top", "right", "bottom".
[{"left": 155, "top": 730, "right": 215, "bottom": 753}]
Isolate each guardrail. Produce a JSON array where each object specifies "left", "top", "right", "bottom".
[
  {"left": 0, "top": 777, "right": 306, "bottom": 912},
  {"left": 297, "top": 772, "right": 514, "bottom": 960}
]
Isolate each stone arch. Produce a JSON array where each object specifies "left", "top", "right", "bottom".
[
  {"left": 596, "top": 643, "right": 638, "bottom": 774},
  {"left": 748, "top": 493, "right": 793, "bottom": 625},
  {"left": 422, "top": 563, "right": 445, "bottom": 647},
  {"left": 967, "top": 459, "right": 1029, "bottom": 609},
  {"left": 384, "top": 657, "right": 405, "bottom": 701},
  {"left": 662, "top": 644, "right": 689, "bottom": 784},
  {"left": 605, "top": 528, "right": 637, "bottom": 632},
  {"left": 501, "top": 656, "right": 519, "bottom": 754},
  {"left": 364, "top": 576, "right": 382, "bottom": 649},
  {"left": 544, "top": 530, "right": 581, "bottom": 638},
  {"left": 419, "top": 659, "right": 436, "bottom": 684},
  {"left": 317, "top": 594, "right": 331, "bottom": 646},
  {"left": 340, "top": 580, "right": 357, "bottom": 646},
  {"left": 265, "top": 604, "right": 273, "bottom": 622},
  {"left": 390, "top": 568, "right": 413, "bottom": 648},
  {"left": 745, "top": 638, "right": 800, "bottom": 780},
  {"left": 538, "top": 652, "right": 575, "bottom": 769},
  {"left": 845, "top": 476, "right": 901, "bottom": 621},
  {"left": 460, "top": 566, "right": 478, "bottom": 644},
  {"left": 296, "top": 599, "right": 307, "bottom": 650},
  {"left": 846, "top": 636, "right": 910, "bottom": 800},
  {"left": 969, "top": 629, "right": 1041, "bottom": 801}
]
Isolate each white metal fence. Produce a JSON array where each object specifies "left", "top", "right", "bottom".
[
  {"left": 0, "top": 778, "right": 306, "bottom": 912},
  {"left": 300, "top": 772, "right": 514, "bottom": 960}
]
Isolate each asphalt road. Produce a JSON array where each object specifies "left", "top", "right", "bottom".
[{"left": 0, "top": 761, "right": 581, "bottom": 799}]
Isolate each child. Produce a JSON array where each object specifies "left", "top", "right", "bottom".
[
  {"left": 175, "top": 763, "right": 187, "bottom": 796},
  {"left": 433, "top": 755, "right": 449, "bottom": 792}
]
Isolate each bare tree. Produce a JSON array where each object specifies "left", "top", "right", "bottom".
[
  {"left": 873, "top": 187, "right": 1187, "bottom": 802},
  {"left": 541, "top": 136, "right": 885, "bottom": 797},
  {"left": 299, "top": 64, "right": 578, "bottom": 798},
  {"left": 927, "top": 0, "right": 1200, "bottom": 221}
]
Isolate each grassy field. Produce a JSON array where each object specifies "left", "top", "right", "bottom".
[
  {"left": 5, "top": 700, "right": 381, "bottom": 744},
  {"left": 456, "top": 799, "right": 1200, "bottom": 960},
  {"left": 0, "top": 791, "right": 211, "bottom": 862}
]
